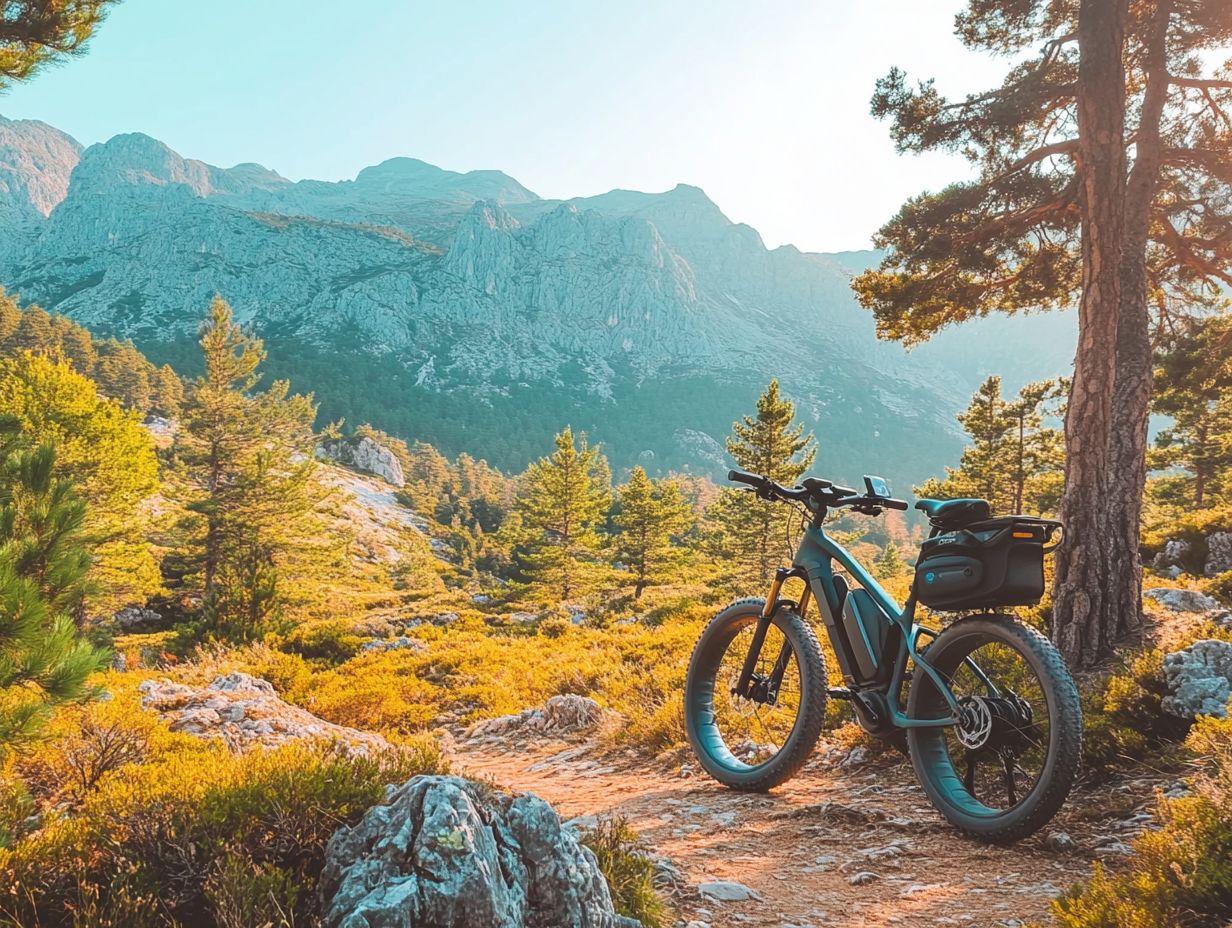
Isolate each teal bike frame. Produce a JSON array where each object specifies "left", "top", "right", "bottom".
[{"left": 746, "top": 522, "right": 1000, "bottom": 731}]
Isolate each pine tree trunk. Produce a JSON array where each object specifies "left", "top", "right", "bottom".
[
  {"left": 1105, "top": 0, "right": 1171, "bottom": 650},
  {"left": 1053, "top": 0, "right": 1127, "bottom": 668}
]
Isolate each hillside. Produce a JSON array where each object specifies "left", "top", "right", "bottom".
[{"left": 0, "top": 116, "right": 1075, "bottom": 487}]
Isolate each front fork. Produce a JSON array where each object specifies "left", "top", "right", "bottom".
[{"left": 733, "top": 567, "right": 810, "bottom": 705}]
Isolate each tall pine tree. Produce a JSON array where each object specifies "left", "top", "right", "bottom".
[
  {"left": 174, "top": 297, "right": 320, "bottom": 640},
  {"left": 852, "top": 0, "right": 1232, "bottom": 666},
  {"left": 613, "top": 467, "right": 694, "bottom": 598},
  {"left": 515, "top": 427, "right": 611, "bottom": 604},
  {"left": 710, "top": 380, "right": 817, "bottom": 586}
]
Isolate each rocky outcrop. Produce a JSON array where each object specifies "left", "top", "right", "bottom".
[
  {"left": 1206, "top": 532, "right": 1232, "bottom": 577},
  {"left": 319, "top": 775, "right": 639, "bottom": 928},
  {"left": 319, "top": 436, "right": 406, "bottom": 487},
  {"left": 465, "top": 695, "right": 607, "bottom": 740},
  {"left": 139, "top": 672, "right": 391, "bottom": 755},
  {"left": 1151, "top": 539, "right": 1193, "bottom": 577},
  {"left": 1162, "top": 639, "right": 1232, "bottom": 719},
  {"left": 110, "top": 605, "right": 165, "bottom": 631},
  {"left": 1144, "top": 587, "right": 1224, "bottom": 614}
]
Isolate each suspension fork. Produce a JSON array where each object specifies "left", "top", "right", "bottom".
[{"left": 734, "top": 567, "right": 808, "bottom": 701}]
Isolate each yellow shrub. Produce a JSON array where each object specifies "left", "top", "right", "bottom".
[{"left": 0, "top": 738, "right": 446, "bottom": 927}]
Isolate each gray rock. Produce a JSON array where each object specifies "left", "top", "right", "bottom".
[
  {"left": 698, "top": 880, "right": 760, "bottom": 902},
  {"left": 139, "top": 672, "right": 391, "bottom": 756},
  {"left": 360, "top": 636, "right": 426, "bottom": 654},
  {"left": 1206, "top": 532, "right": 1232, "bottom": 577},
  {"left": 839, "top": 745, "right": 871, "bottom": 768},
  {"left": 1045, "top": 831, "right": 1075, "bottom": 852},
  {"left": 1144, "top": 587, "right": 1222, "bottom": 614},
  {"left": 111, "top": 651, "right": 129, "bottom": 672},
  {"left": 1162, "top": 639, "right": 1232, "bottom": 718},
  {"left": 465, "top": 695, "right": 607, "bottom": 739},
  {"left": 318, "top": 436, "right": 405, "bottom": 487},
  {"left": 319, "top": 775, "right": 638, "bottom": 928},
  {"left": 848, "top": 871, "right": 880, "bottom": 885},
  {"left": 111, "top": 605, "right": 165, "bottom": 631},
  {"left": 1151, "top": 539, "right": 1193, "bottom": 572}
]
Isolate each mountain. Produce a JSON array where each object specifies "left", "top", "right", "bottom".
[{"left": 0, "top": 119, "right": 1076, "bottom": 488}]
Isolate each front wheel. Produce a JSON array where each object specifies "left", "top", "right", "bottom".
[
  {"left": 685, "top": 598, "right": 828, "bottom": 792},
  {"left": 906, "top": 615, "right": 1082, "bottom": 843}
]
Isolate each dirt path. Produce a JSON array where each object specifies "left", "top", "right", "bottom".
[{"left": 453, "top": 736, "right": 1163, "bottom": 928}]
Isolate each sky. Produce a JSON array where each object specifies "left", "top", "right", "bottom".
[{"left": 0, "top": 1, "right": 1011, "bottom": 253}]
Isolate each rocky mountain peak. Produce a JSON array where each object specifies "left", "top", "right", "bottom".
[
  {"left": 69, "top": 133, "right": 288, "bottom": 201},
  {"left": 354, "top": 155, "right": 539, "bottom": 205},
  {"left": 0, "top": 115, "right": 82, "bottom": 222}
]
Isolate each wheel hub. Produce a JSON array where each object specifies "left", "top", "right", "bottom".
[{"left": 956, "top": 693, "right": 1036, "bottom": 754}]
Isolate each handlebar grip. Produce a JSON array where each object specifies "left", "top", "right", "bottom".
[
  {"left": 728, "top": 470, "right": 763, "bottom": 488},
  {"left": 885, "top": 498, "right": 910, "bottom": 511}
]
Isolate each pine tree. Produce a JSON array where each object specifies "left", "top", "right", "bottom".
[
  {"left": 1152, "top": 314, "right": 1232, "bottom": 508},
  {"left": 852, "top": 0, "right": 1232, "bottom": 665},
  {"left": 917, "top": 376, "right": 1065, "bottom": 516},
  {"left": 0, "top": 436, "right": 106, "bottom": 757},
  {"left": 874, "top": 540, "right": 908, "bottom": 580},
  {"left": 175, "top": 297, "right": 320, "bottom": 640},
  {"left": 0, "top": 0, "right": 118, "bottom": 88},
  {"left": 515, "top": 427, "right": 611, "bottom": 604},
  {"left": 613, "top": 467, "right": 695, "bottom": 598},
  {"left": 710, "top": 380, "right": 817, "bottom": 586}
]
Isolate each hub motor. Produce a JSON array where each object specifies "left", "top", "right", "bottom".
[{"left": 956, "top": 693, "right": 1036, "bottom": 754}]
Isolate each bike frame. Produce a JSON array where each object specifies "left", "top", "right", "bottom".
[{"left": 737, "top": 521, "right": 995, "bottom": 730}]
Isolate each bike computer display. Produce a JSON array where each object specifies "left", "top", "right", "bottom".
[{"left": 863, "top": 474, "right": 892, "bottom": 498}]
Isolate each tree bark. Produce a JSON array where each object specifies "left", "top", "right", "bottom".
[
  {"left": 1053, "top": 0, "right": 1128, "bottom": 667},
  {"left": 1105, "top": 0, "right": 1172, "bottom": 649}
]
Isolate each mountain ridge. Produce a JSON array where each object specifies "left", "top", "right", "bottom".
[{"left": 0, "top": 115, "right": 1076, "bottom": 485}]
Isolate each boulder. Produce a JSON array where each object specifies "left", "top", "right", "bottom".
[
  {"left": 1161, "top": 639, "right": 1232, "bottom": 719},
  {"left": 139, "top": 672, "right": 392, "bottom": 756},
  {"left": 465, "top": 695, "right": 607, "bottom": 740},
  {"left": 1205, "top": 532, "right": 1232, "bottom": 577},
  {"left": 111, "top": 605, "right": 165, "bottom": 631},
  {"left": 319, "top": 774, "right": 640, "bottom": 928},
  {"left": 1151, "top": 539, "right": 1193, "bottom": 573},
  {"left": 1144, "top": 587, "right": 1223, "bottom": 614},
  {"left": 318, "top": 436, "right": 406, "bottom": 487}
]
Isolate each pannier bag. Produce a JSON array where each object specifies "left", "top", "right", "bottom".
[{"left": 914, "top": 517, "right": 1062, "bottom": 611}]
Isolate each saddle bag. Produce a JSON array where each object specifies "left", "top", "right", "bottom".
[{"left": 914, "top": 517, "right": 1061, "bottom": 611}]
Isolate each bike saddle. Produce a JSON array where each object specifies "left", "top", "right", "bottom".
[{"left": 915, "top": 497, "right": 991, "bottom": 528}]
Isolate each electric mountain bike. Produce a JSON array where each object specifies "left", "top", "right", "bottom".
[{"left": 684, "top": 470, "right": 1082, "bottom": 843}]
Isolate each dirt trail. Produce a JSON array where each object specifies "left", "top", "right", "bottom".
[{"left": 454, "top": 736, "right": 1163, "bottom": 928}]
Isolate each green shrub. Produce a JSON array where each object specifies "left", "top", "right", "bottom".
[
  {"left": 1201, "top": 570, "right": 1232, "bottom": 606},
  {"left": 1142, "top": 505, "right": 1232, "bottom": 575},
  {"left": 1081, "top": 648, "right": 1191, "bottom": 781},
  {"left": 580, "top": 817, "right": 669, "bottom": 928},
  {"left": 281, "top": 620, "right": 365, "bottom": 665},
  {"left": 1052, "top": 716, "right": 1232, "bottom": 928}
]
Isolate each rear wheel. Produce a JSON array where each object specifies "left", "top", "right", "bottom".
[
  {"left": 906, "top": 615, "right": 1082, "bottom": 843},
  {"left": 685, "top": 599, "right": 827, "bottom": 791}
]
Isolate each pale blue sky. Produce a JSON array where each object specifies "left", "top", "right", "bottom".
[{"left": 1, "top": 1, "right": 1008, "bottom": 252}]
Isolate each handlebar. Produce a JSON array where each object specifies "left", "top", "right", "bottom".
[{"left": 727, "top": 470, "right": 909, "bottom": 514}]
